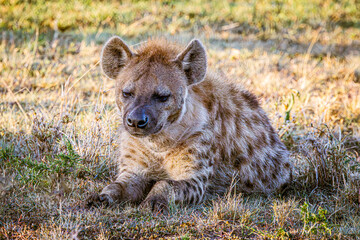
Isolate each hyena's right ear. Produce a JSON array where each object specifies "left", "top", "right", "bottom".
[{"left": 101, "top": 36, "right": 134, "bottom": 80}]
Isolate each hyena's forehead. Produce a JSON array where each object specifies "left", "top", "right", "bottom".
[
  {"left": 134, "top": 38, "right": 182, "bottom": 61},
  {"left": 121, "top": 61, "right": 185, "bottom": 94}
]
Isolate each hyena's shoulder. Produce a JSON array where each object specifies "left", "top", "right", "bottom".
[
  {"left": 192, "top": 73, "right": 260, "bottom": 115},
  {"left": 192, "top": 72, "right": 268, "bottom": 134}
]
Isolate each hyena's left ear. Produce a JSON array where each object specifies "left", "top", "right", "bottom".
[
  {"left": 175, "top": 39, "right": 207, "bottom": 85},
  {"left": 101, "top": 36, "right": 134, "bottom": 80}
]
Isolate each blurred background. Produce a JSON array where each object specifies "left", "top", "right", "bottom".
[{"left": 1, "top": 0, "right": 360, "bottom": 45}]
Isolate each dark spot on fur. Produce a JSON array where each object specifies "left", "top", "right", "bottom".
[
  {"left": 198, "top": 186, "right": 203, "bottom": 196},
  {"left": 234, "top": 156, "right": 247, "bottom": 168},
  {"left": 197, "top": 151, "right": 211, "bottom": 160},
  {"left": 185, "top": 181, "right": 192, "bottom": 189},
  {"left": 266, "top": 152, "right": 280, "bottom": 166},
  {"left": 284, "top": 162, "right": 290, "bottom": 169},
  {"left": 247, "top": 144, "right": 254, "bottom": 157},
  {"left": 191, "top": 182, "right": 198, "bottom": 191},
  {"left": 242, "top": 91, "right": 259, "bottom": 109},
  {"left": 129, "top": 149, "right": 137, "bottom": 154},
  {"left": 183, "top": 187, "right": 189, "bottom": 196},
  {"left": 168, "top": 109, "right": 182, "bottom": 123},
  {"left": 189, "top": 195, "right": 195, "bottom": 204},
  {"left": 245, "top": 180, "right": 254, "bottom": 189},
  {"left": 273, "top": 152, "right": 282, "bottom": 166},
  {"left": 259, "top": 132, "right": 267, "bottom": 146},
  {"left": 221, "top": 120, "right": 227, "bottom": 137},
  {"left": 210, "top": 144, "right": 217, "bottom": 154},
  {"left": 230, "top": 87, "right": 238, "bottom": 96},
  {"left": 255, "top": 163, "right": 263, "bottom": 177},
  {"left": 235, "top": 116, "right": 244, "bottom": 136},
  {"left": 216, "top": 101, "right": 233, "bottom": 124},
  {"left": 169, "top": 163, "right": 175, "bottom": 170},
  {"left": 232, "top": 90, "right": 244, "bottom": 110},
  {"left": 167, "top": 180, "right": 176, "bottom": 187},
  {"left": 195, "top": 162, "right": 204, "bottom": 170},
  {"left": 269, "top": 133, "right": 278, "bottom": 145},
  {"left": 200, "top": 139, "right": 209, "bottom": 146},
  {"left": 204, "top": 94, "right": 215, "bottom": 112},
  {"left": 261, "top": 177, "right": 268, "bottom": 184},
  {"left": 123, "top": 154, "right": 132, "bottom": 159},
  {"left": 244, "top": 118, "right": 253, "bottom": 130},
  {"left": 209, "top": 159, "right": 214, "bottom": 167},
  {"left": 272, "top": 172, "right": 277, "bottom": 180},
  {"left": 219, "top": 147, "right": 227, "bottom": 160},
  {"left": 251, "top": 114, "right": 261, "bottom": 125},
  {"left": 201, "top": 175, "right": 208, "bottom": 182}
]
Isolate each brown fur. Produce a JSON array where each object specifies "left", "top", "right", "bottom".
[{"left": 88, "top": 37, "right": 292, "bottom": 212}]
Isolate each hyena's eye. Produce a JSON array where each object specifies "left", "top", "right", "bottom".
[
  {"left": 153, "top": 94, "right": 170, "bottom": 102},
  {"left": 122, "top": 91, "right": 133, "bottom": 98}
]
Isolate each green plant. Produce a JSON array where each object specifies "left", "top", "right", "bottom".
[
  {"left": 49, "top": 138, "right": 81, "bottom": 175},
  {"left": 300, "top": 202, "right": 332, "bottom": 236},
  {"left": 0, "top": 138, "right": 89, "bottom": 187},
  {"left": 0, "top": 144, "right": 14, "bottom": 163},
  {"left": 283, "top": 89, "right": 300, "bottom": 123}
]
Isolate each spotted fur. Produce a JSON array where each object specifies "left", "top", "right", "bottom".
[{"left": 89, "top": 37, "right": 292, "bottom": 212}]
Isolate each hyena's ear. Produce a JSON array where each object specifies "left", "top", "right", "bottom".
[
  {"left": 175, "top": 39, "right": 207, "bottom": 85},
  {"left": 101, "top": 36, "right": 133, "bottom": 80}
]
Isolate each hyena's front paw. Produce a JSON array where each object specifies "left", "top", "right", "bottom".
[
  {"left": 84, "top": 192, "right": 113, "bottom": 208},
  {"left": 84, "top": 183, "right": 123, "bottom": 208},
  {"left": 140, "top": 195, "right": 169, "bottom": 215}
]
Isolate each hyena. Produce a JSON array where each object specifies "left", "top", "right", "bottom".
[{"left": 87, "top": 36, "right": 292, "bottom": 212}]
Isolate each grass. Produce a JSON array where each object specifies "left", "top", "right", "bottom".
[{"left": 1, "top": 0, "right": 360, "bottom": 239}]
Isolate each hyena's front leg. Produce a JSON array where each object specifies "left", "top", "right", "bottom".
[
  {"left": 141, "top": 151, "right": 212, "bottom": 213},
  {"left": 86, "top": 152, "right": 153, "bottom": 207},
  {"left": 142, "top": 178, "right": 208, "bottom": 213},
  {"left": 86, "top": 170, "right": 152, "bottom": 208},
  {"left": 99, "top": 171, "right": 153, "bottom": 204}
]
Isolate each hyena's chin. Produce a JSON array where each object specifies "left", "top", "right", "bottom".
[{"left": 125, "top": 124, "right": 164, "bottom": 138}]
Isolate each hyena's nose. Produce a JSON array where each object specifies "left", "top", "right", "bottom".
[{"left": 126, "top": 112, "right": 149, "bottom": 129}]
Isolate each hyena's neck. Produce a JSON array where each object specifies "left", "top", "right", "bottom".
[{"left": 145, "top": 89, "right": 209, "bottom": 152}]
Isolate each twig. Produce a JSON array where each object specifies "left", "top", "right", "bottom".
[
  {"left": 66, "top": 60, "right": 100, "bottom": 94},
  {"left": 1, "top": 78, "right": 30, "bottom": 121}
]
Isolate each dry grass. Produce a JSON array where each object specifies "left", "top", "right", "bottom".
[{"left": 1, "top": 0, "right": 360, "bottom": 239}]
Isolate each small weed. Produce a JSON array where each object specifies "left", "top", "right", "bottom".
[
  {"left": 300, "top": 202, "right": 332, "bottom": 236},
  {"left": 180, "top": 233, "right": 190, "bottom": 240},
  {"left": 283, "top": 89, "right": 300, "bottom": 123},
  {"left": 0, "top": 144, "right": 14, "bottom": 162},
  {"left": 49, "top": 138, "right": 83, "bottom": 176},
  {"left": 276, "top": 227, "right": 291, "bottom": 239}
]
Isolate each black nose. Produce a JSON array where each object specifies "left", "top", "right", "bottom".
[{"left": 126, "top": 113, "right": 149, "bottom": 129}]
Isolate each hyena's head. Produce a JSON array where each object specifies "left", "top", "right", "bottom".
[{"left": 100, "top": 37, "right": 207, "bottom": 137}]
